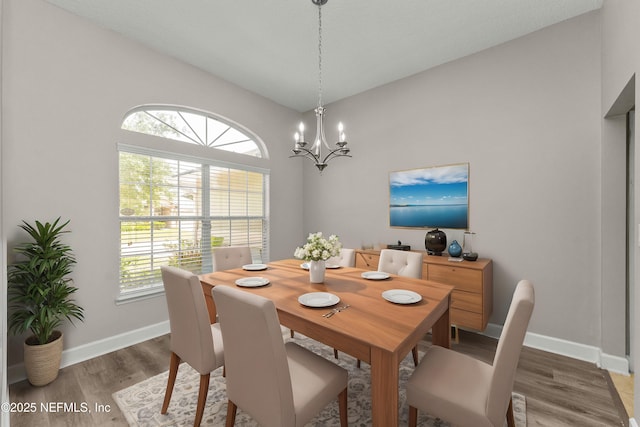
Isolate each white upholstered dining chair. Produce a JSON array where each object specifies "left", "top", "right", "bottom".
[
  {"left": 160, "top": 266, "right": 225, "bottom": 427},
  {"left": 212, "top": 285, "right": 349, "bottom": 427},
  {"left": 406, "top": 280, "right": 535, "bottom": 427},
  {"left": 327, "top": 248, "right": 356, "bottom": 267},
  {"left": 378, "top": 248, "right": 423, "bottom": 279},
  {"left": 212, "top": 246, "right": 253, "bottom": 271}
]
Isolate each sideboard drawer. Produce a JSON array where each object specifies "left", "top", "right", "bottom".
[
  {"left": 427, "top": 264, "right": 482, "bottom": 294},
  {"left": 451, "top": 290, "right": 482, "bottom": 313},
  {"left": 355, "top": 252, "right": 380, "bottom": 270},
  {"left": 451, "top": 308, "right": 483, "bottom": 330}
]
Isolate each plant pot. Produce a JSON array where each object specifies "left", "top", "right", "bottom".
[{"left": 24, "top": 330, "right": 63, "bottom": 386}]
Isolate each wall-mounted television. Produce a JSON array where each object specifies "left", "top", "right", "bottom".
[{"left": 389, "top": 163, "right": 469, "bottom": 229}]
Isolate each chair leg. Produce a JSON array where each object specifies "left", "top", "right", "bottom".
[
  {"left": 225, "top": 400, "right": 238, "bottom": 427},
  {"left": 338, "top": 387, "right": 348, "bottom": 427},
  {"left": 334, "top": 348, "right": 339, "bottom": 359},
  {"left": 408, "top": 405, "right": 418, "bottom": 427},
  {"left": 356, "top": 359, "right": 361, "bottom": 368},
  {"left": 193, "top": 373, "right": 210, "bottom": 427},
  {"left": 451, "top": 324, "right": 460, "bottom": 343},
  {"left": 412, "top": 346, "right": 419, "bottom": 366},
  {"left": 506, "top": 396, "right": 515, "bottom": 427},
  {"left": 290, "top": 329, "right": 295, "bottom": 338},
  {"left": 161, "top": 352, "right": 181, "bottom": 414}
]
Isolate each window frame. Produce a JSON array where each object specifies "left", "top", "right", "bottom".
[
  {"left": 117, "top": 107, "right": 270, "bottom": 304},
  {"left": 121, "top": 105, "right": 268, "bottom": 159}
]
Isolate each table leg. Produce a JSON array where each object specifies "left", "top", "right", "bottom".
[
  {"left": 201, "top": 284, "right": 217, "bottom": 324},
  {"left": 431, "top": 304, "right": 451, "bottom": 349},
  {"left": 370, "top": 347, "right": 399, "bottom": 427}
]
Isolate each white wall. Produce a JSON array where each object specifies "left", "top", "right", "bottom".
[
  {"left": 2, "top": 0, "right": 304, "bottom": 368},
  {"left": 302, "top": 11, "right": 603, "bottom": 347},
  {"left": 601, "top": 0, "right": 640, "bottom": 419}
]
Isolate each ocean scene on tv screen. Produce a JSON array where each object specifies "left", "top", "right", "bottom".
[{"left": 389, "top": 164, "right": 468, "bottom": 229}]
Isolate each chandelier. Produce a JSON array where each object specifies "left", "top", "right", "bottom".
[{"left": 290, "top": 0, "right": 351, "bottom": 172}]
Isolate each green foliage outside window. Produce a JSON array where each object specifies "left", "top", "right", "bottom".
[{"left": 119, "top": 153, "right": 174, "bottom": 217}]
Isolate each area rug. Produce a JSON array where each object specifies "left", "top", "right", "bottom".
[{"left": 114, "top": 336, "right": 526, "bottom": 426}]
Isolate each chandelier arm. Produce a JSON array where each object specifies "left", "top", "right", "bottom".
[
  {"left": 290, "top": 154, "right": 320, "bottom": 163},
  {"left": 322, "top": 148, "right": 352, "bottom": 164},
  {"left": 290, "top": 147, "right": 320, "bottom": 162}
]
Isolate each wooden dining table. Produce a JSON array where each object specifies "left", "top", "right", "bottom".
[{"left": 199, "top": 258, "right": 453, "bottom": 427}]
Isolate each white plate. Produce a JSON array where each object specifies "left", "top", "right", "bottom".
[
  {"left": 242, "top": 263, "right": 268, "bottom": 271},
  {"left": 235, "top": 277, "right": 270, "bottom": 288},
  {"left": 298, "top": 292, "right": 340, "bottom": 308},
  {"left": 361, "top": 271, "right": 390, "bottom": 280},
  {"left": 326, "top": 263, "right": 341, "bottom": 269},
  {"left": 382, "top": 289, "right": 422, "bottom": 304}
]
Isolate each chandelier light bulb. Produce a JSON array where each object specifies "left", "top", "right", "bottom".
[{"left": 338, "top": 122, "right": 345, "bottom": 143}]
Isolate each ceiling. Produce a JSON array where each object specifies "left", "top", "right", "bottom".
[{"left": 45, "top": 0, "right": 603, "bottom": 112}]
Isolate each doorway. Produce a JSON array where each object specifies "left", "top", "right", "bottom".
[
  {"left": 628, "top": 108, "right": 635, "bottom": 369},
  {"left": 617, "top": 107, "right": 637, "bottom": 419}
]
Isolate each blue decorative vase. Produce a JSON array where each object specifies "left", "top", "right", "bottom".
[{"left": 448, "top": 240, "right": 462, "bottom": 257}]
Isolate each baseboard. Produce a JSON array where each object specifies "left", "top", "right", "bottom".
[
  {"left": 600, "top": 351, "right": 631, "bottom": 374},
  {"left": 483, "top": 323, "right": 630, "bottom": 374},
  {"left": 8, "top": 320, "right": 631, "bottom": 384},
  {"left": 630, "top": 417, "right": 638, "bottom": 427},
  {"left": 8, "top": 320, "right": 170, "bottom": 385}
]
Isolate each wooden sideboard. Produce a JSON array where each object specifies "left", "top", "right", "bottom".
[{"left": 355, "top": 249, "right": 493, "bottom": 331}]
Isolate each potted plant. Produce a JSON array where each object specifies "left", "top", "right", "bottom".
[{"left": 7, "top": 217, "right": 84, "bottom": 386}]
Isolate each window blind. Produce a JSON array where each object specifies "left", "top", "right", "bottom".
[{"left": 119, "top": 148, "right": 268, "bottom": 293}]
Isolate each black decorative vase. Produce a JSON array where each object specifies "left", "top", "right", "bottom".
[{"left": 425, "top": 228, "right": 447, "bottom": 256}]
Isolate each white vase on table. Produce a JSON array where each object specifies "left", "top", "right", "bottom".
[{"left": 309, "top": 260, "right": 326, "bottom": 283}]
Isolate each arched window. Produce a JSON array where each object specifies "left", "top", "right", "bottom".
[
  {"left": 118, "top": 106, "right": 269, "bottom": 299},
  {"left": 122, "top": 106, "right": 266, "bottom": 158}
]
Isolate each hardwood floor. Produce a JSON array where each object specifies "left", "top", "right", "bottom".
[
  {"left": 9, "top": 336, "right": 172, "bottom": 426},
  {"left": 610, "top": 372, "right": 634, "bottom": 418},
  {"left": 442, "top": 331, "right": 628, "bottom": 427},
  {"left": 9, "top": 330, "right": 628, "bottom": 426}
]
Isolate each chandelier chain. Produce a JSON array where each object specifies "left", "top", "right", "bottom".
[
  {"left": 317, "top": 3, "right": 323, "bottom": 108},
  {"left": 289, "top": 0, "right": 351, "bottom": 173}
]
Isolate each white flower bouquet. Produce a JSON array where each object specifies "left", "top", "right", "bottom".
[{"left": 294, "top": 232, "right": 342, "bottom": 262}]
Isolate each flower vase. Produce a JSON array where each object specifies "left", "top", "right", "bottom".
[{"left": 309, "top": 260, "right": 326, "bottom": 283}]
